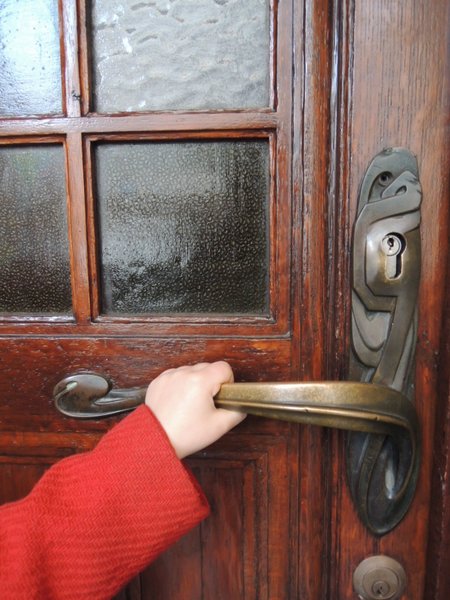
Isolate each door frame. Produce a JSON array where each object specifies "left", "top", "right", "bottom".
[{"left": 426, "top": 241, "right": 450, "bottom": 600}]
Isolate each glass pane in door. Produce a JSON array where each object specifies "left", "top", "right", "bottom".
[
  {"left": 94, "top": 140, "right": 270, "bottom": 315},
  {"left": 0, "top": 0, "right": 62, "bottom": 117},
  {"left": 90, "top": 0, "right": 270, "bottom": 112},
  {"left": 0, "top": 145, "right": 72, "bottom": 314}
]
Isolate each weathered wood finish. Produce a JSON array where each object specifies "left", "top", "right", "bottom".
[
  {"left": 328, "top": 2, "right": 450, "bottom": 598},
  {"left": 0, "top": 1, "right": 449, "bottom": 598}
]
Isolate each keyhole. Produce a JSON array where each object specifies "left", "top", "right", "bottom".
[
  {"left": 378, "top": 171, "right": 392, "bottom": 187},
  {"left": 381, "top": 233, "right": 405, "bottom": 279},
  {"left": 371, "top": 580, "right": 391, "bottom": 598}
]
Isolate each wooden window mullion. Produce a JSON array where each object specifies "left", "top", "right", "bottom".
[
  {"left": 61, "top": 0, "right": 82, "bottom": 118},
  {"left": 65, "top": 132, "right": 91, "bottom": 322}
]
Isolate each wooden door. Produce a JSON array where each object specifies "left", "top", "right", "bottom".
[{"left": 0, "top": 1, "right": 449, "bottom": 598}]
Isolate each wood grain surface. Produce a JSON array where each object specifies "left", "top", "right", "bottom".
[{"left": 0, "top": 1, "right": 448, "bottom": 598}]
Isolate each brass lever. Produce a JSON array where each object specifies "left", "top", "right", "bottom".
[
  {"left": 53, "top": 372, "right": 420, "bottom": 533},
  {"left": 53, "top": 373, "right": 418, "bottom": 439}
]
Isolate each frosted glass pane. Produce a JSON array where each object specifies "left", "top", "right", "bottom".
[
  {"left": 0, "top": 0, "right": 62, "bottom": 117},
  {"left": 94, "top": 141, "right": 269, "bottom": 314},
  {"left": 0, "top": 146, "right": 72, "bottom": 314},
  {"left": 90, "top": 0, "right": 270, "bottom": 112}
]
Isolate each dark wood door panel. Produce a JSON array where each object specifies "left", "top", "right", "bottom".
[
  {"left": 0, "top": 420, "right": 299, "bottom": 600},
  {"left": 0, "top": 461, "right": 49, "bottom": 505},
  {"left": 0, "top": 0, "right": 449, "bottom": 598},
  {"left": 0, "top": 337, "right": 292, "bottom": 433},
  {"left": 327, "top": 1, "right": 450, "bottom": 598},
  {"left": 114, "top": 431, "right": 298, "bottom": 600},
  {"left": 0, "top": 434, "right": 100, "bottom": 503}
]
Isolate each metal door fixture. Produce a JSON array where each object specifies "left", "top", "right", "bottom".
[
  {"left": 353, "top": 555, "right": 407, "bottom": 600},
  {"left": 348, "top": 147, "right": 421, "bottom": 534},
  {"left": 53, "top": 148, "right": 421, "bottom": 536}
]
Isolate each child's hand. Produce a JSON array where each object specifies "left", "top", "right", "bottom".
[{"left": 145, "top": 362, "right": 246, "bottom": 458}]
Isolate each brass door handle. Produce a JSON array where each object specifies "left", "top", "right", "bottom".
[
  {"left": 54, "top": 375, "right": 418, "bottom": 439},
  {"left": 53, "top": 373, "right": 420, "bottom": 540}
]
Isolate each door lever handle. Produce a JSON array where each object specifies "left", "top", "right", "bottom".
[
  {"left": 54, "top": 374, "right": 418, "bottom": 440},
  {"left": 53, "top": 373, "right": 420, "bottom": 539}
]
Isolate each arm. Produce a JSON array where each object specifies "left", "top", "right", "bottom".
[{"left": 0, "top": 362, "right": 245, "bottom": 600}]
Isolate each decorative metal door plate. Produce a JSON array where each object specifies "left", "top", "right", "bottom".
[{"left": 348, "top": 147, "right": 422, "bottom": 535}]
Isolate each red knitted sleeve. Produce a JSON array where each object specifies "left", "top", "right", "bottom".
[{"left": 0, "top": 405, "right": 210, "bottom": 599}]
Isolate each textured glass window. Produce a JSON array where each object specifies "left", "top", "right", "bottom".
[
  {"left": 94, "top": 141, "right": 269, "bottom": 315},
  {"left": 90, "top": 0, "right": 270, "bottom": 113},
  {"left": 0, "top": 0, "right": 62, "bottom": 117},
  {"left": 0, "top": 146, "right": 72, "bottom": 314}
]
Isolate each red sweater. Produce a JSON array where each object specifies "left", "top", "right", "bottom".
[{"left": 0, "top": 405, "right": 210, "bottom": 599}]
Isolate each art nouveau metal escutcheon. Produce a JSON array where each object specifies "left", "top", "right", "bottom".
[
  {"left": 348, "top": 147, "right": 421, "bottom": 534},
  {"left": 53, "top": 148, "right": 421, "bottom": 536}
]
